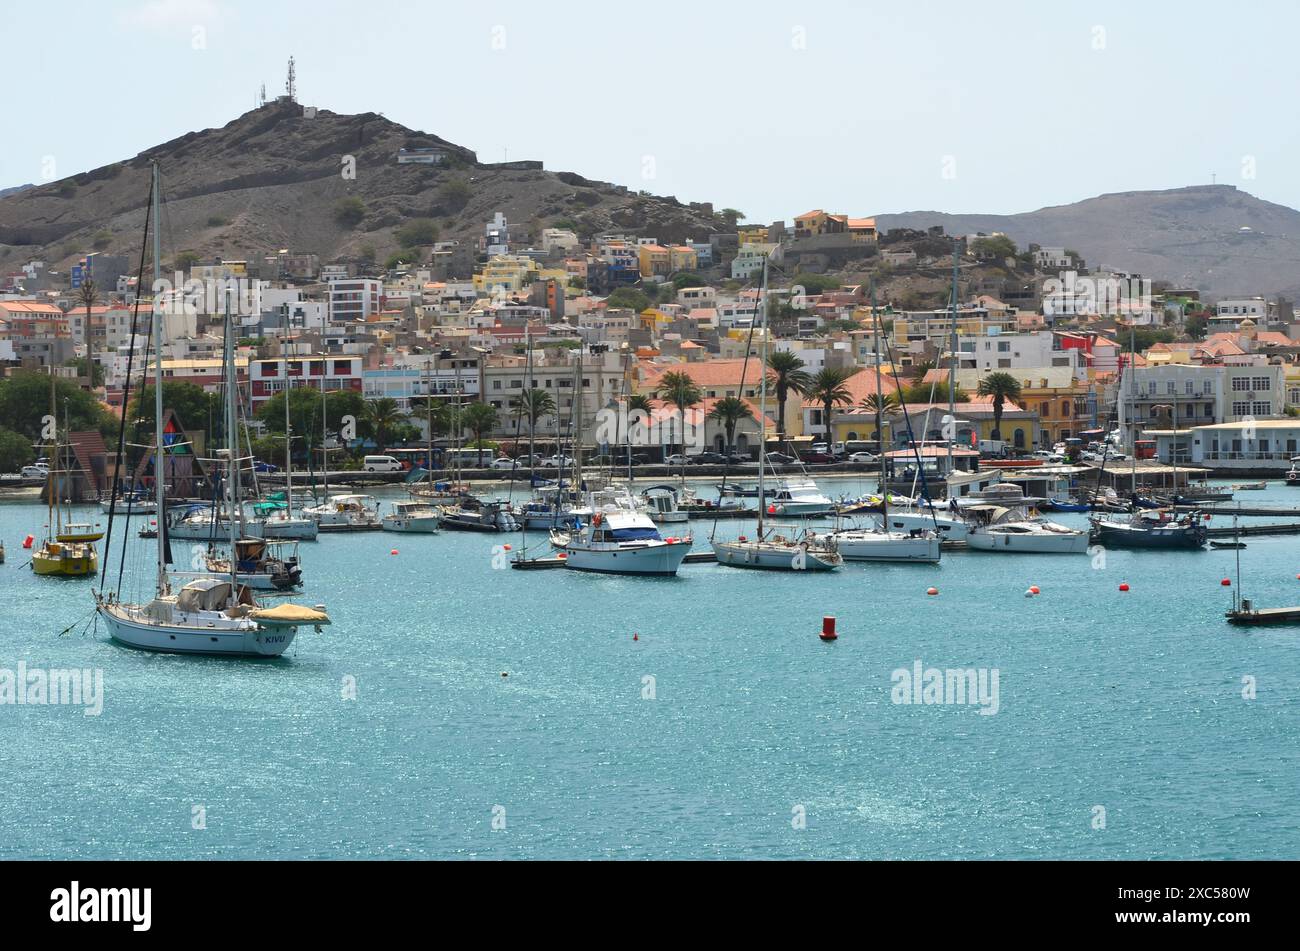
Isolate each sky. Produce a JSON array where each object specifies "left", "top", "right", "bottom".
[{"left": 5, "top": 0, "right": 1300, "bottom": 222}]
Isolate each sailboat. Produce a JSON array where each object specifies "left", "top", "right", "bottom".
[
  {"left": 94, "top": 162, "right": 329, "bottom": 656},
  {"left": 832, "top": 288, "right": 941, "bottom": 564},
  {"left": 32, "top": 375, "right": 99, "bottom": 577},
  {"left": 711, "top": 261, "right": 842, "bottom": 572}
]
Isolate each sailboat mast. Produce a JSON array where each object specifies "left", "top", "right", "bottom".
[
  {"left": 948, "top": 245, "right": 958, "bottom": 483},
  {"left": 1129, "top": 322, "right": 1137, "bottom": 493},
  {"left": 224, "top": 295, "right": 239, "bottom": 585},
  {"left": 320, "top": 378, "right": 329, "bottom": 498},
  {"left": 283, "top": 318, "right": 292, "bottom": 516},
  {"left": 871, "top": 285, "right": 886, "bottom": 518},
  {"left": 151, "top": 161, "right": 166, "bottom": 596},
  {"left": 757, "top": 260, "right": 769, "bottom": 539}
]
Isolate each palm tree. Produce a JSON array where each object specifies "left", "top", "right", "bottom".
[
  {"left": 459, "top": 402, "right": 499, "bottom": 466},
  {"left": 76, "top": 280, "right": 99, "bottom": 358},
  {"left": 363, "top": 397, "right": 406, "bottom": 453},
  {"left": 627, "top": 393, "right": 653, "bottom": 414},
  {"left": 765, "top": 351, "right": 812, "bottom": 446},
  {"left": 860, "top": 391, "right": 899, "bottom": 445},
  {"left": 653, "top": 370, "right": 703, "bottom": 474},
  {"left": 511, "top": 387, "right": 555, "bottom": 465},
  {"left": 806, "top": 367, "right": 855, "bottom": 446},
  {"left": 707, "top": 396, "right": 755, "bottom": 458},
  {"left": 976, "top": 372, "right": 1023, "bottom": 441}
]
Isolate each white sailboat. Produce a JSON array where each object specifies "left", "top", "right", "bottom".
[
  {"left": 303, "top": 493, "right": 382, "bottom": 531},
  {"left": 382, "top": 499, "right": 441, "bottom": 533},
  {"left": 711, "top": 261, "right": 842, "bottom": 572},
  {"left": 831, "top": 291, "right": 941, "bottom": 564},
  {"left": 94, "top": 163, "right": 329, "bottom": 657}
]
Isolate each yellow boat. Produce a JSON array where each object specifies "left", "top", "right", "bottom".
[
  {"left": 56, "top": 522, "right": 105, "bottom": 544},
  {"left": 31, "top": 540, "right": 98, "bottom": 577}
]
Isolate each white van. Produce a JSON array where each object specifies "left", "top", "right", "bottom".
[{"left": 363, "top": 455, "right": 403, "bottom": 473}]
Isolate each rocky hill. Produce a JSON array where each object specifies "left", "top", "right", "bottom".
[
  {"left": 0, "top": 100, "right": 728, "bottom": 275},
  {"left": 877, "top": 185, "right": 1300, "bottom": 300}
]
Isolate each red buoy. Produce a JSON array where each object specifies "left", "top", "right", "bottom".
[
  {"left": 22, "top": 535, "right": 33, "bottom": 550},
  {"left": 1119, "top": 583, "right": 1130, "bottom": 592},
  {"left": 820, "top": 616, "right": 838, "bottom": 641},
  {"left": 390, "top": 549, "right": 399, "bottom": 556},
  {"left": 1221, "top": 578, "right": 1232, "bottom": 587},
  {"left": 503, "top": 544, "right": 512, "bottom": 552},
  {"left": 1029, "top": 585, "right": 1041, "bottom": 595},
  {"left": 768, "top": 505, "right": 777, "bottom": 515},
  {"left": 927, "top": 587, "right": 939, "bottom": 597},
  {"left": 633, "top": 633, "right": 639, "bottom": 642}
]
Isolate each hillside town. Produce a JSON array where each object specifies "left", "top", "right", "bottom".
[{"left": 3, "top": 202, "right": 1300, "bottom": 483}]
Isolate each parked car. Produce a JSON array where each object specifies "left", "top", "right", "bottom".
[
  {"left": 688, "top": 452, "right": 728, "bottom": 465},
  {"left": 363, "top": 455, "right": 403, "bottom": 473},
  {"left": 800, "top": 451, "right": 836, "bottom": 464},
  {"left": 21, "top": 463, "right": 49, "bottom": 479},
  {"left": 539, "top": 455, "right": 575, "bottom": 469},
  {"left": 664, "top": 453, "right": 691, "bottom": 467},
  {"left": 490, "top": 457, "right": 527, "bottom": 470},
  {"left": 848, "top": 451, "right": 880, "bottom": 465},
  {"left": 766, "top": 452, "right": 797, "bottom": 465},
  {"left": 252, "top": 460, "right": 279, "bottom": 473}
]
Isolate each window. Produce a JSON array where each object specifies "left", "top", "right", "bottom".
[
  {"left": 1252, "top": 377, "right": 1271, "bottom": 391},
  {"left": 1232, "top": 401, "right": 1251, "bottom": 416},
  {"left": 1232, "top": 377, "right": 1251, "bottom": 392},
  {"left": 1253, "top": 401, "right": 1271, "bottom": 416},
  {"left": 1185, "top": 381, "right": 1193, "bottom": 394},
  {"left": 1166, "top": 382, "right": 1176, "bottom": 394},
  {"left": 492, "top": 380, "right": 501, "bottom": 390}
]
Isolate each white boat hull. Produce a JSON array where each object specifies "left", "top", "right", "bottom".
[
  {"left": 259, "top": 517, "right": 319, "bottom": 540},
  {"left": 886, "top": 511, "right": 969, "bottom": 541},
  {"left": 169, "top": 517, "right": 257, "bottom": 541},
  {"left": 101, "top": 500, "right": 157, "bottom": 515},
  {"left": 966, "top": 526, "right": 1089, "bottom": 554},
  {"left": 833, "top": 531, "right": 941, "bottom": 563},
  {"left": 711, "top": 539, "right": 842, "bottom": 571},
  {"left": 98, "top": 603, "right": 298, "bottom": 657},
  {"left": 561, "top": 540, "right": 690, "bottom": 575},
  {"left": 382, "top": 514, "right": 441, "bottom": 533}
]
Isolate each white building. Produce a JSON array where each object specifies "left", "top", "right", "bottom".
[
  {"left": 1119, "top": 363, "right": 1287, "bottom": 440},
  {"left": 328, "top": 279, "right": 382, "bottom": 325}
]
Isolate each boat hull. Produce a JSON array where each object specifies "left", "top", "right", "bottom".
[
  {"left": 98, "top": 604, "right": 297, "bottom": 657},
  {"left": 1091, "top": 523, "right": 1207, "bottom": 549},
  {"left": 381, "top": 515, "right": 441, "bottom": 533},
  {"left": 886, "top": 512, "right": 970, "bottom": 541},
  {"left": 31, "top": 546, "right": 98, "bottom": 577},
  {"left": 711, "top": 540, "right": 842, "bottom": 571},
  {"left": 967, "top": 528, "right": 1089, "bottom": 554},
  {"left": 561, "top": 540, "right": 690, "bottom": 575},
  {"left": 833, "top": 532, "right": 941, "bottom": 563},
  {"left": 259, "top": 517, "right": 319, "bottom": 540}
]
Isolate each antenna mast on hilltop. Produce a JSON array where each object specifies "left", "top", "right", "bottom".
[
  {"left": 286, "top": 57, "right": 297, "bottom": 103},
  {"left": 259, "top": 83, "right": 267, "bottom": 106}
]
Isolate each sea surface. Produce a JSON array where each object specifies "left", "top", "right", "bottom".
[{"left": 1, "top": 476, "right": 1297, "bottom": 860}]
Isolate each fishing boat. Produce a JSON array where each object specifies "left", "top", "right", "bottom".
[
  {"left": 382, "top": 499, "right": 441, "bottom": 533},
  {"left": 204, "top": 538, "right": 303, "bottom": 591},
  {"left": 1089, "top": 509, "right": 1207, "bottom": 549},
  {"left": 438, "top": 497, "right": 519, "bottom": 533},
  {"left": 303, "top": 494, "right": 382, "bottom": 531},
  {"left": 549, "top": 488, "right": 690, "bottom": 575},
  {"left": 1232, "top": 481, "right": 1268, "bottom": 491},
  {"left": 766, "top": 478, "right": 836, "bottom": 517},
  {"left": 642, "top": 485, "right": 690, "bottom": 524},
  {"left": 95, "top": 165, "right": 329, "bottom": 657},
  {"left": 711, "top": 261, "right": 842, "bottom": 573}
]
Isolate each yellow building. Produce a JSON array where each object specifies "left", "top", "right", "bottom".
[
  {"left": 738, "top": 226, "right": 770, "bottom": 246},
  {"left": 668, "top": 245, "right": 698, "bottom": 272},
  {"left": 473, "top": 255, "right": 539, "bottom": 294},
  {"left": 637, "top": 244, "right": 671, "bottom": 278}
]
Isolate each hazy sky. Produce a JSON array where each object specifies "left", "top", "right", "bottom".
[{"left": 5, "top": 0, "right": 1299, "bottom": 222}]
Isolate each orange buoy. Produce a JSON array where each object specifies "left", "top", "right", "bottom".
[
  {"left": 1221, "top": 578, "right": 1232, "bottom": 587},
  {"left": 390, "top": 549, "right": 399, "bottom": 556},
  {"left": 1119, "top": 583, "right": 1130, "bottom": 592},
  {"left": 22, "top": 535, "right": 34, "bottom": 549},
  {"left": 1029, "top": 585, "right": 1041, "bottom": 595},
  {"left": 927, "top": 587, "right": 939, "bottom": 597},
  {"left": 820, "top": 616, "right": 838, "bottom": 641},
  {"left": 557, "top": 553, "right": 567, "bottom": 559},
  {"left": 503, "top": 544, "right": 512, "bottom": 552}
]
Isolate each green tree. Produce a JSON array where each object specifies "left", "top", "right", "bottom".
[
  {"left": 439, "top": 177, "right": 472, "bottom": 213},
  {"left": 671, "top": 273, "right": 707, "bottom": 290},
  {"left": 459, "top": 402, "right": 499, "bottom": 466},
  {"left": 976, "top": 372, "right": 1023, "bottom": 440},
  {"left": 806, "top": 367, "right": 855, "bottom": 443},
  {"left": 606, "top": 287, "right": 651, "bottom": 313},
  {"left": 970, "top": 235, "right": 1017, "bottom": 262},
  {"left": 0, "top": 371, "right": 113, "bottom": 441},
  {"left": 791, "top": 272, "right": 840, "bottom": 295},
  {"left": 654, "top": 370, "right": 703, "bottom": 474},
  {"left": 719, "top": 208, "right": 745, "bottom": 227},
  {"left": 860, "top": 392, "right": 899, "bottom": 443},
  {"left": 765, "top": 350, "right": 813, "bottom": 443},
  {"left": 334, "top": 197, "right": 366, "bottom": 228},
  {"left": 128, "top": 382, "right": 222, "bottom": 448},
  {"left": 385, "top": 248, "right": 423, "bottom": 269},
  {"left": 64, "top": 357, "right": 105, "bottom": 388},
  {"left": 173, "top": 250, "right": 200, "bottom": 272},
  {"left": 396, "top": 218, "right": 439, "bottom": 248},
  {"left": 510, "top": 388, "right": 555, "bottom": 464},
  {"left": 1184, "top": 312, "right": 1208, "bottom": 340},
  {"left": 362, "top": 397, "right": 406, "bottom": 453},
  {"left": 706, "top": 396, "right": 754, "bottom": 456},
  {"left": 0, "top": 427, "right": 35, "bottom": 473}
]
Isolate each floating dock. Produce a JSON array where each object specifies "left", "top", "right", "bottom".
[{"left": 1226, "top": 606, "right": 1300, "bottom": 626}]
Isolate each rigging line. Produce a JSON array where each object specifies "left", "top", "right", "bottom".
[
  {"left": 877, "top": 309, "right": 941, "bottom": 531},
  {"left": 709, "top": 270, "right": 764, "bottom": 542},
  {"left": 102, "top": 171, "right": 155, "bottom": 598}
]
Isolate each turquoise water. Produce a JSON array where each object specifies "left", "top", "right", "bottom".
[{"left": 1, "top": 478, "right": 1297, "bottom": 859}]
